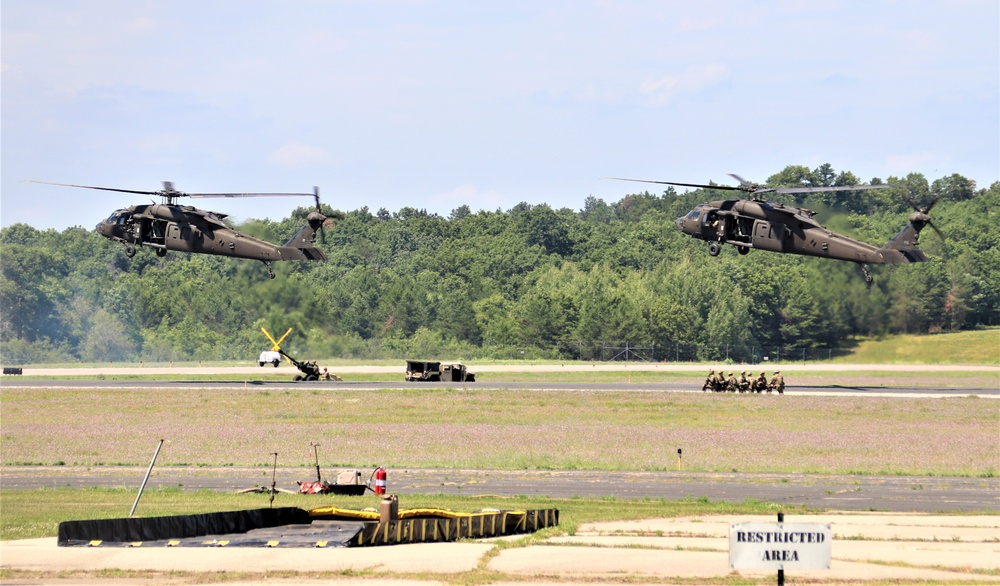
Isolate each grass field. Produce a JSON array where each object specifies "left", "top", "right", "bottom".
[{"left": 2, "top": 388, "right": 996, "bottom": 476}]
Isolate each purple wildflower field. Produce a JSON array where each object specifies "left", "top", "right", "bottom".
[{"left": 1, "top": 389, "right": 996, "bottom": 476}]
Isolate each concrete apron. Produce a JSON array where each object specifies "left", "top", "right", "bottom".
[{"left": 3, "top": 514, "right": 998, "bottom": 582}]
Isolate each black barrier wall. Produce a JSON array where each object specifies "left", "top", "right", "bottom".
[{"left": 58, "top": 507, "right": 311, "bottom": 545}]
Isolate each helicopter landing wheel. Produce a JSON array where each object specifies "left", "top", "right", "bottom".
[
  {"left": 707, "top": 242, "right": 721, "bottom": 256},
  {"left": 124, "top": 244, "right": 136, "bottom": 258},
  {"left": 262, "top": 260, "right": 276, "bottom": 279},
  {"left": 156, "top": 248, "right": 167, "bottom": 257},
  {"left": 737, "top": 246, "right": 750, "bottom": 255}
]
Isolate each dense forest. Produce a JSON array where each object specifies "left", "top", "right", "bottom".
[{"left": 2, "top": 165, "right": 998, "bottom": 365}]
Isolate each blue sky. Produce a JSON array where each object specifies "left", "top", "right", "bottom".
[{"left": 3, "top": 0, "right": 998, "bottom": 230}]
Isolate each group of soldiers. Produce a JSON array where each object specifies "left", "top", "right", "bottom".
[{"left": 702, "top": 369, "right": 784, "bottom": 394}]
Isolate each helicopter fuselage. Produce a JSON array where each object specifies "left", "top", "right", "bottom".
[
  {"left": 95, "top": 203, "right": 326, "bottom": 262},
  {"left": 27, "top": 179, "right": 328, "bottom": 278},
  {"left": 675, "top": 199, "right": 927, "bottom": 264}
]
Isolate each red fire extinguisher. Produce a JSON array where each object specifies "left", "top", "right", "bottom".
[{"left": 373, "top": 466, "right": 387, "bottom": 495}]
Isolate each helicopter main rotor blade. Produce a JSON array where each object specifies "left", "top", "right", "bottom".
[
  {"left": 609, "top": 176, "right": 899, "bottom": 196},
  {"left": 186, "top": 192, "right": 315, "bottom": 199},
  {"left": 728, "top": 173, "right": 752, "bottom": 187},
  {"left": 607, "top": 177, "right": 743, "bottom": 191},
  {"left": 25, "top": 180, "right": 318, "bottom": 201},
  {"left": 767, "top": 184, "right": 901, "bottom": 195},
  {"left": 22, "top": 180, "right": 161, "bottom": 196}
]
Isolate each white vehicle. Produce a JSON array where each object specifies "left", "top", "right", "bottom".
[{"left": 258, "top": 350, "right": 282, "bottom": 367}]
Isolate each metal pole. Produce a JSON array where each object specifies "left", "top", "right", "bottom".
[
  {"left": 777, "top": 511, "right": 785, "bottom": 586},
  {"left": 130, "top": 439, "right": 164, "bottom": 518},
  {"left": 269, "top": 453, "right": 278, "bottom": 508},
  {"left": 312, "top": 442, "right": 322, "bottom": 483}
]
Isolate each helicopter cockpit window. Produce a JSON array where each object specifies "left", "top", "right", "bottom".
[
  {"left": 107, "top": 213, "right": 119, "bottom": 223},
  {"left": 686, "top": 210, "right": 700, "bottom": 220}
]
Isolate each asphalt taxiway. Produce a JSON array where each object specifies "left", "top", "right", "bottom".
[
  {"left": 4, "top": 378, "right": 998, "bottom": 398},
  {"left": 3, "top": 466, "right": 998, "bottom": 512}
]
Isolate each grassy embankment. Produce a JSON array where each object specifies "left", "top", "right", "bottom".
[{"left": 830, "top": 328, "right": 999, "bottom": 365}]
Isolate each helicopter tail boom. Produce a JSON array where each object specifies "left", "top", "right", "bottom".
[
  {"left": 280, "top": 211, "right": 328, "bottom": 260},
  {"left": 878, "top": 214, "right": 931, "bottom": 263}
]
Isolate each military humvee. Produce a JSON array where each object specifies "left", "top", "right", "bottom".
[{"left": 405, "top": 360, "right": 475, "bottom": 382}]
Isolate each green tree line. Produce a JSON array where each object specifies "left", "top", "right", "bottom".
[{"left": 2, "top": 165, "right": 998, "bottom": 364}]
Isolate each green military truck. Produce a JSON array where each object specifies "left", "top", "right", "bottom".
[{"left": 405, "top": 360, "right": 476, "bottom": 382}]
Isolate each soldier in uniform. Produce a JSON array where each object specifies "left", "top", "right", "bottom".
[
  {"left": 725, "top": 371, "right": 738, "bottom": 393},
  {"left": 769, "top": 371, "right": 785, "bottom": 394},
  {"left": 712, "top": 369, "right": 725, "bottom": 392},
  {"left": 753, "top": 371, "right": 768, "bottom": 393},
  {"left": 738, "top": 370, "right": 751, "bottom": 393},
  {"left": 702, "top": 369, "right": 716, "bottom": 392}
]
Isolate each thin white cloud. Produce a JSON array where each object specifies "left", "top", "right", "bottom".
[
  {"left": 126, "top": 17, "right": 155, "bottom": 33},
  {"left": 137, "top": 132, "right": 183, "bottom": 153},
  {"left": 269, "top": 142, "right": 335, "bottom": 168},
  {"left": 639, "top": 64, "right": 729, "bottom": 106},
  {"left": 886, "top": 151, "right": 941, "bottom": 175},
  {"left": 677, "top": 15, "right": 721, "bottom": 32}
]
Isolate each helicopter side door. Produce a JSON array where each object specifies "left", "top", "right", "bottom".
[
  {"left": 164, "top": 223, "right": 189, "bottom": 252},
  {"left": 725, "top": 215, "right": 754, "bottom": 245},
  {"left": 751, "top": 220, "right": 785, "bottom": 252},
  {"left": 139, "top": 218, "right": 168, "bottom": 245}
]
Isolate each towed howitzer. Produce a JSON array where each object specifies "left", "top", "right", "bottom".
[{"left": 274, "top": 348, "right": 322, "bottom": 381}]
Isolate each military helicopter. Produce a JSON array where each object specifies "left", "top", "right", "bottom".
[
  {"left": 26, "top": 180, "right": 328, "bottom": 278},
  {"left": 612, "top": 174, "right": 942, "bottom": 282}
]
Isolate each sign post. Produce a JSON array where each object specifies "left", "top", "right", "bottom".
[{"left": 730, "top": 512, "right": 831, "bottom": 584}]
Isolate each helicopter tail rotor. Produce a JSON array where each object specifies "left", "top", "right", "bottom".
[
  {"left": 313, "top": 186, "right": 327, "bottom": 244},
  {"left": 880, "top": 190, "right": 945, "bottom": 263},
  {"left": 901, "top": 190, "right": 945, "bottom": 241}
]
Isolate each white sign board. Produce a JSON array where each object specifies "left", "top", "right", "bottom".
[{"left": 730, "top": 522, "right": 831, "bottom": 570}]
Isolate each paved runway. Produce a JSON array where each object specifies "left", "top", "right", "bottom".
[
  {"left": 4, "top": 466, "right": 998, "bottom": 513},
  {"left": 4, "top": 378, "right": 997, "bottom": 397}
]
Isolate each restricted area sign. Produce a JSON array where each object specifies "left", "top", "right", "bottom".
[{"left": 730, "top": 522, "right": 832, "bottom": 570}]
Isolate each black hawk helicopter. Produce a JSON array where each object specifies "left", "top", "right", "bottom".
[
  {"left": 612, "top": 174, "right": 942, "bottom": 282},
  {"left": 27, "top": 180, "right": 329, "bottom": 278}
]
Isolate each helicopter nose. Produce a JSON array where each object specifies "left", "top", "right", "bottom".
[{"left": 675, "top": 216, "right": 686, "bottom": 231}]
